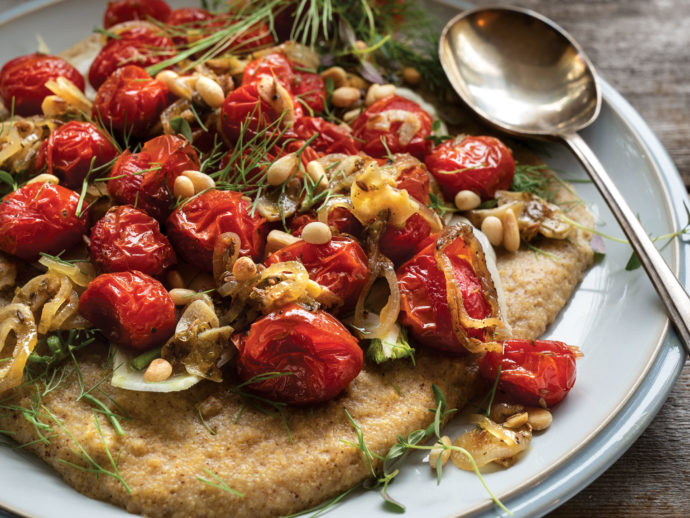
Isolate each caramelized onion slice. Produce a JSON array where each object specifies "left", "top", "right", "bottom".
[
  {"left": 451, "top": 416, "right": 531, "bottom": 470},
  {"left": 353, "top": 256, "right": 400, "bottom": 340},
  {"left": 212, "top": 232, "right": 241, "bottom": 285},
  {"left": 0, "top": 304, "right": 38, "bottom": 394},
  {"left": 39, "top": 255, "right": 94, "bottom": 287},
  {"left": 249, "top": 261, "right": 311, "bottom": 314},
  {"left": 112, "top": 347, "right": 202, "bottom": 393},
  {"left": 12, "top": 273, "right": 80, "bottom": 335}
]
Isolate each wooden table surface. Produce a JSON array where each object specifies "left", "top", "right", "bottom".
[
  {"left": 0, "top": 0, "right": 689, "bottom": 517},
  {"left": 466, "top": 1, "right": 690, "bottom": 516}
]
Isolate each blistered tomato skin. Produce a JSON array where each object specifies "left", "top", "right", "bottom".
[
  {"left": 397, "top": 240, "right": 491, "bottom": 353},
  {"left": 103, "top": 0, "right": 172, "bottom": 28},
  {"left": 0, "top": 53, "right": 85, "bottom": 116},
  {"left": 166, "top": 7, "right": 213, "bottom": 26},
  {"left": 234, "top": 304, "right": 363, "bottom": 405},
  {"left": 35, "top": 121, "right": 118, "bottom": 190},
  {"left": 166, "top": 190, "right": 267, "bottom": 271},
  {"left": 350, "top": 95, "right": 433, "bottom": 160},
  {"left": 93, "top": 65, "right": 168, "bottom": 138},
  {"left": 425, "top": 136, "right": 515, "bottom": 201},
  {"left": 88, "top": 27, "right": 175, "bottom": 89},
  {"left": 0, "top": 183, "right": 87, "bottom": 261},
  {"left": 291, "top": 71, "right": 326, "bottom": 114},
  {"left": 89, "top": 205, "right": 176, "bottom": 276},
  {"left": 287, "top": 117, "right": 360, "bottom": 156},
  {"left": 266, "top": 236, "right": 369, "bottom": 311},
  {"left": 242, "top": 52, "right": 295, "bottom": 89},
  {"left": 380, "top": 213, "right": 432, "bottom": 266},
  {"left": 478, "top": 339, "right": 577, "bottom": 407},
  {"left": 79, "top": 271, "right": 176, "bottom": 351}
]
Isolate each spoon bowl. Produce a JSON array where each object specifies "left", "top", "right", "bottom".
[{"left": 440, "top": 6, "right": 690, "bottom": 354}]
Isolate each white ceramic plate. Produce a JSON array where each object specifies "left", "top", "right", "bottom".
[{"left": 0, "top": 1, "right": 686, "bottom": 517}]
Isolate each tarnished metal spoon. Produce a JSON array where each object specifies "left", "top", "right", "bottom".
[{"left": 439, "top": 6, "right": 690, "bottom": 353}]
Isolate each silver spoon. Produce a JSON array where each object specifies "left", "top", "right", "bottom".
[{"left": 439, "top": 5, "right": 690, "bottom": 353}]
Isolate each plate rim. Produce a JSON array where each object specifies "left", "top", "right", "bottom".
[{"left": 0, "top": 1, "right": 686, "bottom": 518}]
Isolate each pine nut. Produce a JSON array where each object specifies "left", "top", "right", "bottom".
[
  {"left": 454, "top": 190, "right": 481, "bottom": 211},
  {"left": 155, "top": 70, "right": 178, "bottom": 86},
  {"left": 27, "top": 173, "right": 59, "bottom": 185},
  {"left": 481, "top": 216, "right": 503, "bottom": 247},
  {"left": 331, "top": 86, "right": 361, "bottom": 108},
  {"left": 232, "top": 256, "right": 256, "bottom": 281},
  {"left": 343, "top": 107, "right": 363, "bottom": 122},
  {"left": 266, "top": 230, "right": 300, "bottom": 255},
  {"left": 429, "top": 436, "right": 451, "bottom": 469},
  {"left": 167, "top": 269, "right": 185, "bottom": 290},
  {"left": 182, "top": 170, "right": 215, "bottom": 193},
  {"left": 306, "top": 279, "right": 322, "bottom": 298},
  {"left": 503, "top": 411, "right": 529, "bottom": 429},
  {"left": 502, "top": 210, "right": 521, "bottom": 252},
  {"left": 156, "top": 70, "right": 192, "bottom": 100},
  {"left": 320, "top": 66, "right": 347, "bottom": 88},
  {"left": 266, "top": 153, "right": 299, "bottom": 186},
  {"left": 365, "top": 83, "right": 396, "bottom": 106},
  {"left": 527, "top": 408, "right": 552, "bottom": 431},
  {"left": 402, "top": 66, "right": 421, "bottom": 85},
  {"left": 301, "top": 222, "right": 332, "bottom": 245},
  {"left": 169, "top": 288, "right": 197, "bottom": 305},
  {"left": 345, "top": 73, "right": 366, "bottom": 89},
  {"left": 305, "top": 160, "right": 328, "bottom": 190},
  {"left": 41, "top": 95, "right": 68, "bottom": 117},
  {"left": 173, "top": 175, "right": 195, "bottom": 199},
  {"left": 195, "top": 75, "right": 225, "bottom": 108},
  {"left": 144, "top": 358, "right": 173, "bottom": 383}
]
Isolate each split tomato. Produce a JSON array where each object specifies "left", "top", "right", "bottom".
[
  {"left": 103, "top": 0, "right": 171, "bottom": 28},
  {"left": 0, "top": 53, "right": 85, "bottom": 116},
  {"left": 234, "top": 303, "right": 363, "bottom": 405},
  {"left": 379, "top": 213, "right": 432, "bottom": 266},
  {"left": 478, "top": 339, "right": 577, "bottom": 407},
  {"left": 79, "top": 270, "right": 176, "bottom": 351}
]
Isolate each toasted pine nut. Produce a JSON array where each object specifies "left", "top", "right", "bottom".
[
  {"left": 454, "top": 190, "right": 481, "bottom": 211},
  {"left": 169, "top": 288, "right": 197, "bottom": 305},
  {"left": 331, "top": 86, "right": 361, "bottom": 108},
  {"left": 301, "top": 222, "right": 332, "bottom": 245},
  {"left": 266, "top": 230, "right": 300, "bottom": 255},
  {"left": 320, "top": 66, "right": 347, "bottom": 89},
  {"left": 402, "top": 66, "right": 421, "bottom": 85},
  {"left": 345, "top": 73, "right": 366, "bottom": 89},
  {"left": 167, "top": 269, "right": 185, "bottom": 290},
  {"left": 343, "top": 107, "right": 363, "bottom": 122},
  {"left": 527, "top": 408, "right": 553, "bottom": 431},
  {"left": 41, "top": 95, "right": 68, "bottom": 117},
  {"left": 156, "top": 70, "right": 193, "bottom": 100},
  {"left": 502, "top": 210, "right": 521, "bottom": 252},
  {"left": 481, "top": 216, "right": 503, "bottom": 247},
  {"left": 306, "top": 279, "right": 322, "bottom": 298},
  {"left": 305, "top": 160, "right": 328, "bottom": 190},
  {"left": 27, "top": 174, "right": 59, "bottom": 185},
  {"left": 232, "top": 256, "right": 257, "bottom": 281},
  {"left": 155, "top": 70, "right": 178, "bottom": 85},
  {"left": 266, "top": 153, "right": 299, "bottom": 186},
  {"left": 195, "top": 75, "right": 225, "bottom": 108},
  {"left": 173, "top": 175, "right": 195, "bottom": 199},
  {"left": 503, "top": 411, "right": 529, "bottom": 429},
  {"left": 429, "top": 436, "right": 451, "bottom": 469},
  {"left": 144, "top": 358, "right": 173, "bottom": 383},
  {"left": 182, "top": 170, "right": 215, "bottom": 193},
  {"left": 365, "top": 83, "right": 396, "bottom": 106}
]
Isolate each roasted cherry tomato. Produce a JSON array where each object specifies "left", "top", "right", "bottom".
[
  {"left": 234, "top": 303, "right": 363, "bottom": 405},
  {"left": 266, "top": 236, "right": 369, "bottom": 311},
  {"left": 217, "top": 18, "right": 274, "bottom": 53},
  {"left": 0, "top": 182, "right": 87, "bottom": 260},
  {"left": 380, "top": 213, "right": 432, "bottom": 266},
  {"left": 350, "top": 95, "right": 433, "bottom": 160},
  {"left": 397, "top": 237, "right": 492, "bottom": 353},
  {"left": 88, "top": 26, "right": 175, "bottom": 89},
  {"left": 93, "top": 65, "right": 168, "bottom": 138},
  {"left": 107, "top": 135, "right": 199, "bottom": 221},
  {"left": 289, "top": 208, "right": 364, "bottom": 239},
  {"left": 79, "top": 270, "right": 176, "bottom": 351},
  {"left": 89, "top": 205, "right": 176, "bottom": 276},
  {"left": 287, "top": 117, "right": 360, "bottom": 156},
  {"left": 166, "top": 189, "right": 267, "bottom": 271},
  {"left": 425, "top": 136, "right": 515, "bottom": 201},
  {"left": 0, "top": 53, "right": 85, "bottom": 116},
  {"left": 478, "top": 339, "right": 577, "bottom": 407},
  {"left": 166, "top": 7, "right": 213, "bottom": 26},
  {"left": 35, "top": 121, "right": 118, "bottom": 189},
  {"left": 103, "top": 0, "right": 171, "bottom": 29},
  {"left": 389, "top": 153, "right": 430, "bottom": 204},
  {"left": 291, "top": 70, "right": 326, "bottom": 114},
  {"left": 242, "top": 52, "right": 295, "bottom": 88}
]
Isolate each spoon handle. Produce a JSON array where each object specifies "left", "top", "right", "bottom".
[{"left": 564, "top": 132, "right": 690, "bottom": 354}]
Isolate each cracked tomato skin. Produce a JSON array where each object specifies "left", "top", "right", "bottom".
[
  {"left": 350, "top": 95, "right": 433, "bottom": 160},
  {"left": 234, "top": 303, "right": 363, "bottom": 405},
  {"left": 0, "top": 182, "right": 87, "bottom": 261},
  {"left": 79, "top": 271, "right": 175, "bottom": 351},
  {"left": 35, "top": 121, "right": 118, "bottom": 190},
  {"left": 397, "top": 239, "right": 491, "bottom": 353},
  {"left": 0, "top": 53, "right": 85, "bottom": 116},
  {"left": 266, "top": 236, "right": 369, "bottom": 311},
  {"left": 425, "top": 136, "right": 515, "bottom": 201},
  {"left": 88, "top": 26, "right": 175, "bottom": 89},
  {"left": 478, "top": 339, "right": 577, "bottom": 407},
  {"left": 103, "top": 0, "right": 171, "bottom": 28},
  {"left": 166, "top": 189, "right": 267, "bottom": 271},
  {"left": 89, "top": 205, "right": 176, "bottom": 276},
  {"left": 93, "top": 65, "right": 168, "bottom": 138}
]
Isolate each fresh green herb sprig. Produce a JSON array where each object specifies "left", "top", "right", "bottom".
[{"left": 197, "top": 467, "right": 244, "bottom": 497}]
